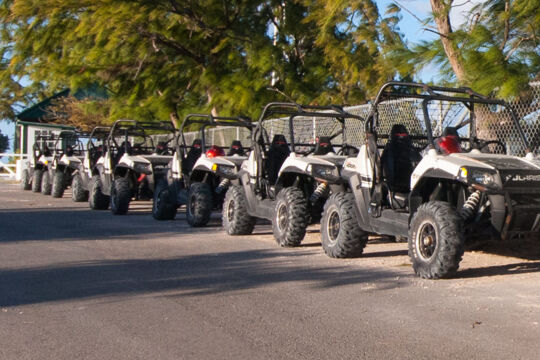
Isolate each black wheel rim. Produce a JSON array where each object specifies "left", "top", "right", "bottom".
[
  {"left": 416, "top": 221, "right": 437, "bottom": 260},
  {"left": 277, "top": 203, "right": 288, "bottom": 232},
  {"left": 227, "top": 199, "right": 235, "bottom": 222},
  {"left": 327, "top": 209, "right": 340, "bottom": 244}
]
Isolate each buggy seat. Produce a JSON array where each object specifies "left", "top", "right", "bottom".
[
  {"left": 313, "top": 136, "right": 334, "bottom": 155},
  {"left": 227, "top": 140, "right": 245, "bottom": 156},
  {"left": 266, "top": 134, "right": 290, "bottom": 184},
  {"left": 381, "top": 124, "right": 422, "bottom": 208},
  {"left": 182, "top": 139, "right": 202, "bottom": 175}
]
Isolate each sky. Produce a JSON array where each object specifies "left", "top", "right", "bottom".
[{"left": 0, "top": 0, "right": 483, "bottom": 154}]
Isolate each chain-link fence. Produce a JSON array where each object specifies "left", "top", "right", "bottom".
[{"left": 181, "top": 83, "right": 540, "bottom": 156}]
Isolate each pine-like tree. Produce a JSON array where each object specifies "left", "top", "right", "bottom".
[{"left": 400, "top": 0, "right": 539, "bottom": 98}]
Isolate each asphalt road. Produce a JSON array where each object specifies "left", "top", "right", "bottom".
[{"left": 2, "top": 181, "right": 540, "bottom": 359}]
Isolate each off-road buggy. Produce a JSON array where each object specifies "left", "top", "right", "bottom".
[
  {"left": 222, "top": 103, "right": 363, "bottom": 247},
  {"left": 20, "top": 134, "right": 55, "bottom": 193},
  {"left": 47, "top": 130, "right": 88, "bottom": 198},
  {"left": 70, "top": 126, "right": 110, "bottom": 202},
  {"left": 152, "top": 114, "right": 253, "bottom": 227},
  {"left": 89, "top": 120, "right": 176, "bottom": 214},
  {"left": 320, "top": 82, "right": 540, "bottom": 279}
]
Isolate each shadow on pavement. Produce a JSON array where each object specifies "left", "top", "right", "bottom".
[
  {"left": 466, "top": 237, "right": 540, "bottom": 261},
  {"left": 362, "top": 249, "right": 408, "bottom": 258},
  {"left": 458, "top": 261, "right": 540, "bottom": 279},
  {"left": 0, "top": 207, "right": 225, "bottom": 242},
  {"left": 0, "top": 249, "right": 406, "bottom": 307}
]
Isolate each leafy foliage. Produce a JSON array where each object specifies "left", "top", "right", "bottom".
[
  {"left": 398, "top": 0, "right": 540, "bottom": 98},
  {"left": 0, "top": 0, "right": 407, "bottom": 125},
  {"left": 47, "top": 96, "right": 112, "bottom": 132},
  {"left": 0, "top": 0, "right": 537, "bottom": 130}
]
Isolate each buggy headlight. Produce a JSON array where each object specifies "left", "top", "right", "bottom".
[
  {"left": 212, "top": 163, "right": 235, "bottom": 177},
  {"left": 134, "top": 162, "right": 152, "bottom": 174},
  {"left": 309, "top": 164, "right": 340, "bottom": 182},
  {"left": 459, "top": 167, "right": 500, "bottom": 190}
]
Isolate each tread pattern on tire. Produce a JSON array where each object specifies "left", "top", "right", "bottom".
[
  {"left": 222, "top": 185, "right": 256, "bottom": 235},
  {"left": 32, "top": 169, "right": 43, "bottom": 192},
  {"left": 152, "top": 180, "right": 177, "bottom": 220},
  {"left": 321, "top": 192, "right": 368, "bottom": 258},
  {"left": 89, "top": 175, "right": 109, "bottom": 210},
  {"left": 41, "top": 170, "right": 52, "bottom": 195},
  {"left": 272, "top": 187, "right": 309, "bottom": 247},
  {"left": 186, "top": 182, "right": 213, "bottom": 227},
  {"left": 408, "top": 201, "right": 465, "bottom": 279},
  {"left": 52, "top": 171, "right": 65, "bottom": 198},
  {"left": 110, "top": 177, "right": 131, "bottom": 215},
  {"left": 72, "top": 173, "right": 89, "bottom": 202},
  {"left": 21, "top": 169, "right": 31, "bottom": 190}
]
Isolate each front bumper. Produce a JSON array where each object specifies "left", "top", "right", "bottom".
[{"left": 492, "top": 192, "right": 540, "bottom": 239}]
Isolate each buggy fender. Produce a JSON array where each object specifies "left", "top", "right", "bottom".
[
  {"left": 117, "top": 154, "right": 152, "bottom": 175},
  {"left": 192, "top": 155, "right": 236, "bottom": 172},
  {"left": 347, "top": 173, "right": 374, "bottom": 232}
]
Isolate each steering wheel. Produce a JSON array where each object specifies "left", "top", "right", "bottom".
[{"left": 478, "top": 140, "right": 507, "bottom": 154}]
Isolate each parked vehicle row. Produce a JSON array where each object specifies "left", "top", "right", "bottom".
[{"left": 20, "top": 81, "right": 540, "bottom": 280}]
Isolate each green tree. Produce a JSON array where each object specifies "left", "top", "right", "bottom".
[
  {"left": 1, "top": 0, "right": 410, "bottom": 125},
  {"left": 400, "top": 0, "right": 540, "bottom": 98},
  {"left": 306, "top": 0, "right": 409, "bottom": 103}
]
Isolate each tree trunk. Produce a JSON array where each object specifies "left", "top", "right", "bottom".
[
  {"left": 169, "top": 111, "right": 180, "bottom": 129},
  {"left": 430, "top": 0, "right": 467, "bottom": 83},
  {"left": 206, "top": 89, "right": 218, "bottom": 116}
]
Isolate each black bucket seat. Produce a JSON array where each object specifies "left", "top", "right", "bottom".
[
  {"left": 182, "top": 139, "right": 202, "bottom": 175},
  {"left": 313, "top": 136, "right": 334, "bottom": 155},
  {"left": 227, "top": 140, "right": 245, "bottom": 156},
  {"left": 266, "top": 134, "right": 290, "bottom": 184},
  {"left": 381, "top": 124, "right": 422, "bottom": 207}
]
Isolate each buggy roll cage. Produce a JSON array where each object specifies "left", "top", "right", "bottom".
[
  {"left": 253, "top": 102, "right": 365, "bottom": 154},
  {"left": 52, "top": 130, "right": 87, "bottom": 155},
  {"left": 32, "top": 134, "right": 57, "bottom": 162},
  {"left": 177, "top": 114, "right": 253, "bottom": 153},
  {"left": 366, "top": 81, "right": 531, "bottom": 153},
  {"left": 107, "top": 120, "right": 177, "bottom": 154},
  {"left": 86, "top": 126, "right": 111, "bottom": 152}
]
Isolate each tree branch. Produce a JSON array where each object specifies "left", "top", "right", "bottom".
[
  {"left": 394, "top": 0, "right": 439, "bottom": 32},
  {"left": 500, "top": 0, "right": 510, "bottom": 51},
  {"left": 423, "top": 27, "right": 448, "bottom": 38},
  {"left": 504, "top": 35, "right": 533, "bottom": 61},
  {"left": 138, "top": 27, "right": 205, "bottom": 65}
]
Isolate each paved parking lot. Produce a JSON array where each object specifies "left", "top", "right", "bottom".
[{"left": 1, "top": 181, "right": 540, "bottom": 359}]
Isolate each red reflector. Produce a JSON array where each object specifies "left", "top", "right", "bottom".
[{"left": 137, "top": 173, "right": 146, "bottom": 182}]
